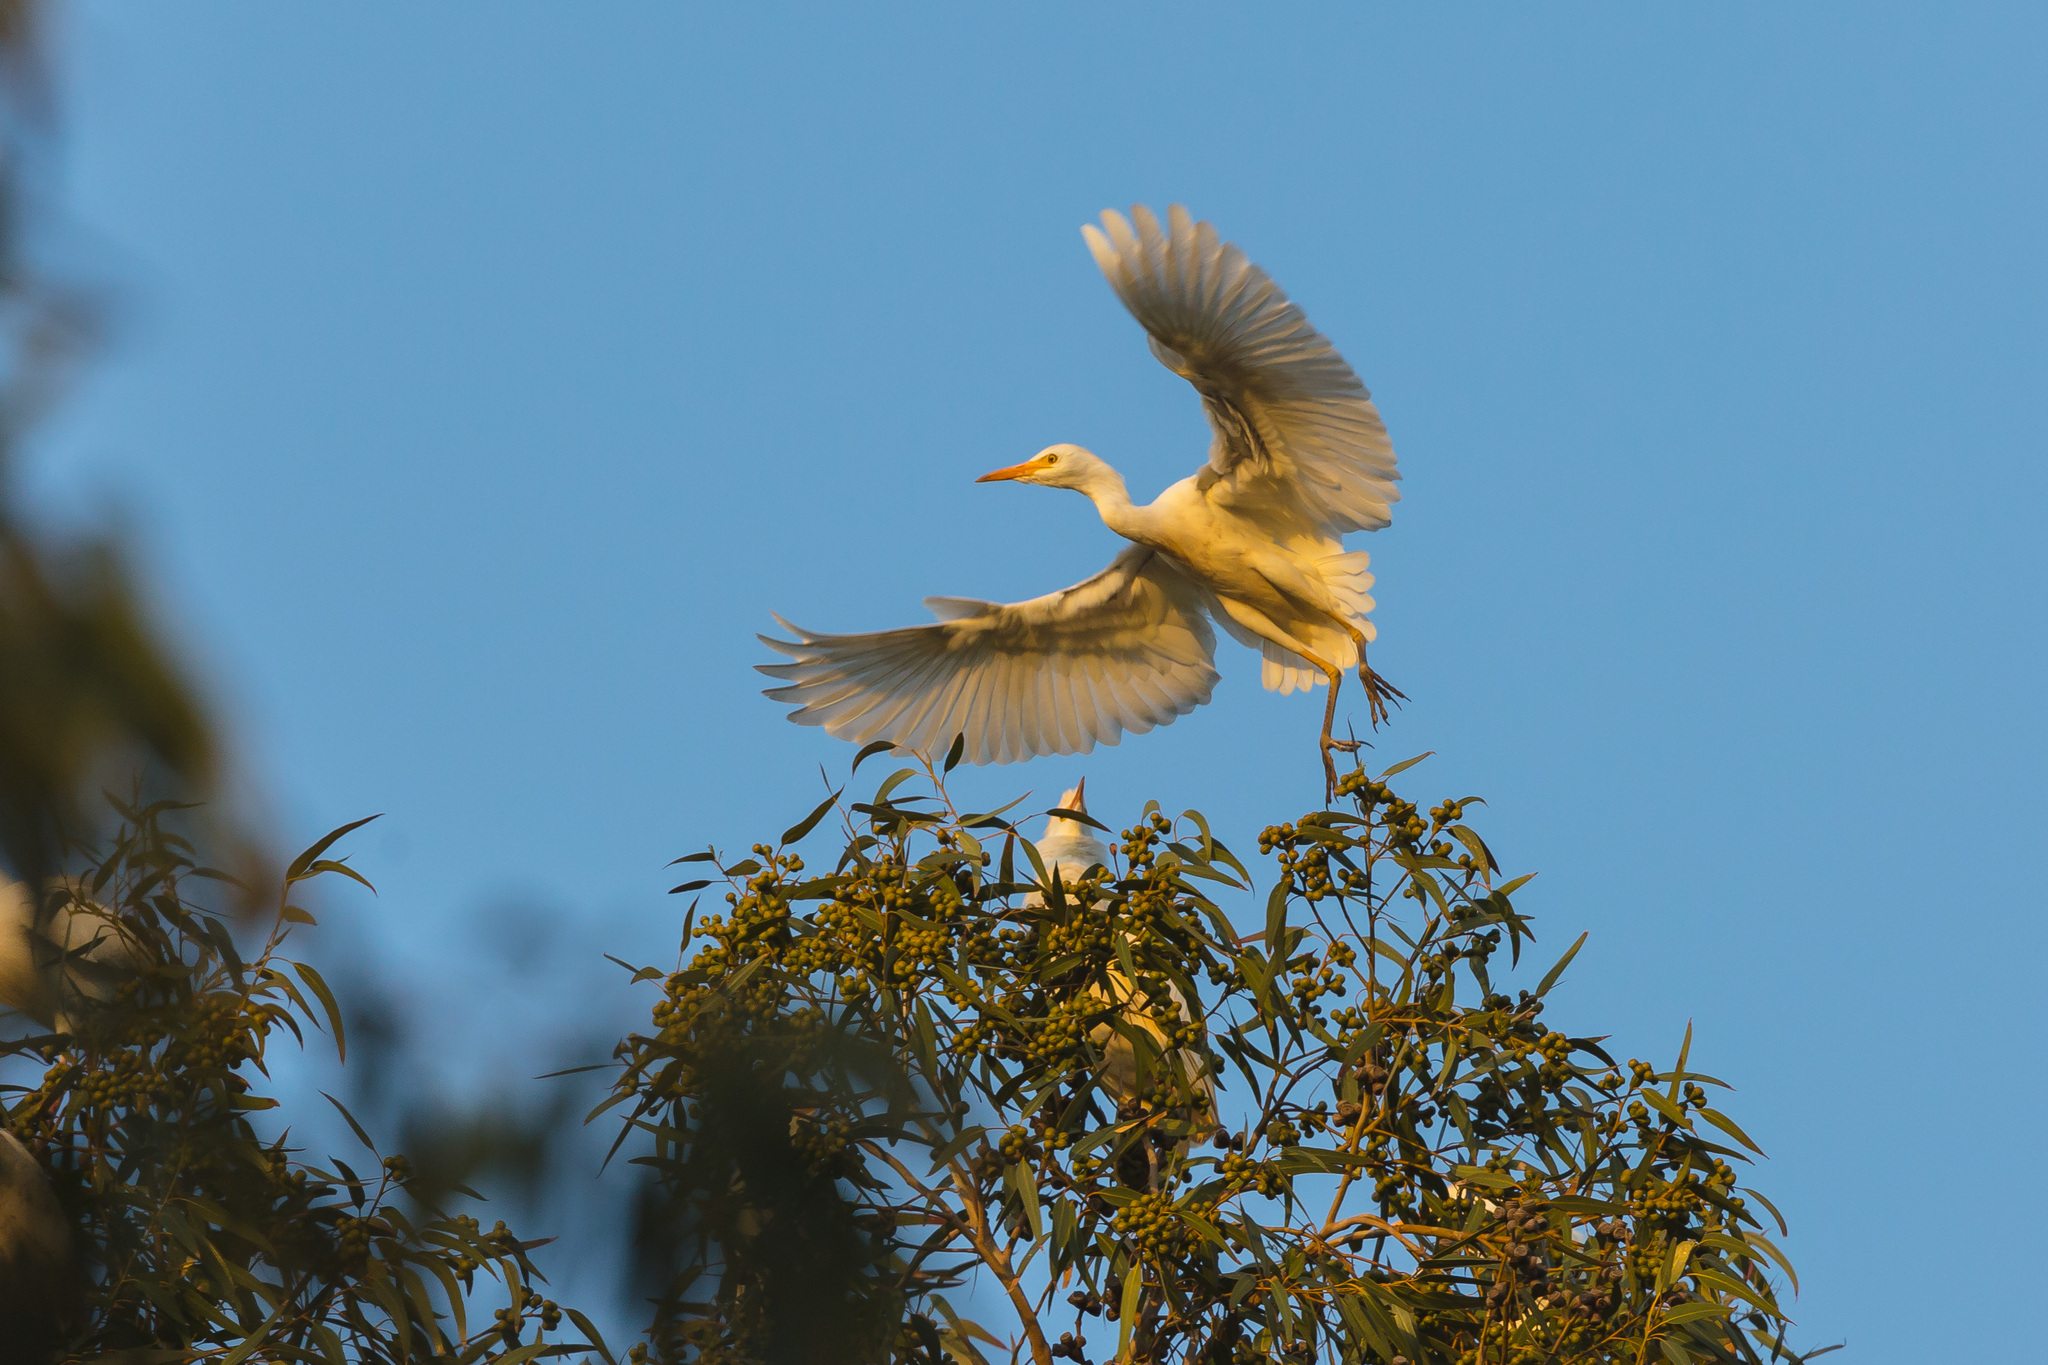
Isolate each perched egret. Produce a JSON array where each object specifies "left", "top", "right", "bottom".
[
  {"left": 1028, "top": 782, "right": 1217, "bottom": 1188},
  {"left": 761, "top": 204, "right": 1404, "bottom": 797}
]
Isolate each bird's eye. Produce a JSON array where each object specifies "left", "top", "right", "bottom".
[{"left": 1045, "top": 453, "right": 1060, "bottom": 464}]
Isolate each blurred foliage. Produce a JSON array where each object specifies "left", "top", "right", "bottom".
[
  {"left": 0, "top": 0, "right": 214, "bottom": 892},
  {"left": 599, "top": 748, "right": 1827, "bottom": 1365},
  {"left": 0, "top": 802, "right": 594, "bottom": 1363}
]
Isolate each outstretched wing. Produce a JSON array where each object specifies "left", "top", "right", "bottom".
[
  {"left": 1082, "top": 204, "right": 1400, "bottom": 537},
  {"left": 758, "top": 547, "right": 1218, "bottom": 765}
]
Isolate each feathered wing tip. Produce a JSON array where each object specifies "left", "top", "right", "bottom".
[
  {"left": 1082, "top": 203, "right": 1402, "bottom": 538},
  {"left": 756, "top": 549, "right": 1223, "bottom": 767}
]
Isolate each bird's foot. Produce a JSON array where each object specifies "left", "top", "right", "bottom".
[
  {"left": 1318, "top": 732, "right": 1353, "bottom": 803},
  {"left": 1359, "top": 664, "right": 1407, "bottom": 729}
]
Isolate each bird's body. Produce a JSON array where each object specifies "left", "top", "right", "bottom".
[
  {"left": 0, "top": 874, "right": 138, "bottom": 1034},
  {"left": 762, "top": 205, "right": 1403, "bottom": 795}
]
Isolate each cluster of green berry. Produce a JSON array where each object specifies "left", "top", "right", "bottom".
[{"left": 1115, "top": 1188, "right": 1191, "bottom": 1259}]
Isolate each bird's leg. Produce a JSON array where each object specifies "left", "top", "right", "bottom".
[
  {"left": 1345, "top": 626, "right": 1407, "bottom": 729},
  {"left": 1297, "top": 642, "right": 1362, "bottom": 803},
  {"left": 1315, "top": 658, "right": 1346, "bottom": 803}
]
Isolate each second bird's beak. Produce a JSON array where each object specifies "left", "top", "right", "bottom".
[{"left": 976, "top": 455, "right": 1049, "bottom": 483}]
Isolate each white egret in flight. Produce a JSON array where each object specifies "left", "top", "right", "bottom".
[{"left": 761, "top": 205, "right": 1403, "bottom": 796}]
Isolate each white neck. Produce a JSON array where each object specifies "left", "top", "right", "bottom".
[{"left": 1074, "top": 463, "right": 1143, "bottom": 539}]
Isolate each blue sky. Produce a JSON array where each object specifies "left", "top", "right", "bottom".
[{"left": 29, "top": 3, "right": 2048, "bottom": 1355}]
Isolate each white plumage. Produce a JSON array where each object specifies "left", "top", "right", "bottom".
[
  {"left": 0, "top": 874, "right": 138, "bottom": 1034},
  {"left": 761, "top": 204, "right": 1403, "bottom": 795}
]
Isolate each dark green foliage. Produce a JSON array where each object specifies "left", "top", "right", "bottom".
[
  {"left": 0, "top": 801, "right": 585, "bottom": 1363},
  {"left": 601, "top": 755, "right": 1822, "bottom": 1365}
]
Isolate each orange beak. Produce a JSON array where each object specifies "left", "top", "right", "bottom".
[
  {"left": 976, "top": 454, "right": 1053, "bottom": 483},
  {"left": 1071, "top": 776, "right": 1086, "bottom": 812}
]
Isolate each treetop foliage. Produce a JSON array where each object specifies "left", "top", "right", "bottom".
[{"left": 597, "top": 743, "right": 1821, "bottom": 1365}]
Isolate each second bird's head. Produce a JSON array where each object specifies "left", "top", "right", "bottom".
[{"left": 977, "top": 443, "right": 1108, "bottom": 492}]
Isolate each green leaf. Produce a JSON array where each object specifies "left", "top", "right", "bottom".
[
  {"left": 943, "top": 732, "right": 967, "bottom": 772},
  {"left": 782, "top": 790, "right": 843, "bottom": 845},
  {"left": 1671, "top": 1019, "right": 1694, "bottom": 1102},
  {"left": 1640, "top": 1087, "right": 1690, "bottom": 1128},
  {"left": 1118, "top": 1263, "right": 1142, "bottom": 1359},
  {"left": 1740, "top": 1228, "right": 1799, "bottom": 1292},
  {"left": 1743, "top": 1185, "right": 1791, "bottom": 1237},
  {"left": 295, "top": 962, "right": 347, "bottom": 1062},
  {"left": 928, "top": 1126, "right": 990, "bottom": 1172},
  {"left": 216, "top": 1299, "right": 294, "bottom": 1365},
  {"left": 304, "top": 858, "right": 376, "bottom": 893},
  {"left": 1535, "top": 932, "right": 1588, "bottom": 997},
  {"left": 286, "top": 814, "right": 381, "bottom": 883},
  {"left": 1661, "top": 1301, "right": 1730, "bottom": 1326},
  {"left": 566, "top": 1309, "right": 617, "bottom": 1364},
  {"left": 1264, "top": 877, "right": 1290, "bottom": 952},
  {"left": 1697, "top": 1107, "right": 1767, "bottom": 1156},
  {"left": 1006, "top": 1160, "right": 1043, "bottom": 1241},
  {"left": 851, "top": 739, "right": 898, "bottom": 773},
  {"left": 875, "top": 767, "right": 921, "bottom": 803},
  {"left": 1447, "top": 823, "right": 1497, "bottom": 872},
  {"left": 321, "top": 1091, "right": 378, "bottom": 1154},
  {"left": 667, "top": 879, "right": 712, "bottom": 895},
  {"left": 1379, "top": 751, "right": 1435, "bottom": 778},
  {"left": 1689, "top": 1267, "right": 1774, "bottom": 1315}
]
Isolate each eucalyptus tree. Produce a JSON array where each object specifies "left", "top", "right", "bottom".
[{"left": 603, "top": 743, "right": 1820, "bottom": 1365}]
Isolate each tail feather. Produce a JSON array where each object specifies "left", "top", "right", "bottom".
[
  {"left": 1261, "top": 640, "right": 1324, "bottom": 694},
  {"left": 1319, "top": 549, "right": 1378, "bottom": 624}
]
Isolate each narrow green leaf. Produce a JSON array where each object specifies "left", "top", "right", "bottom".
[
  {"left": 567, "top": 1309, "right": 617, "bottom": 1364},
  {"left": 782, "top": 790, "right": 843, "bottom": 845},
  {"left": 668, "top": 879, "right": 712, "bottom": 895},
  {"left": 1264, "top": 877, "right": 1290, "bottom": 951},
  {"left": 1379, "top": 751, "right": 1435, "bottom": 778},
  {"left": 1697, "top": 1107, "right": 1767, "bottom": 1157},
  {"left": 875, "top": 767, "right": 921, "bottom": 803},
  {"left": 928, "top": 1126, "right": 989, "bottom": 1173},
  {"left": 1743, "top": 1186, "right": 1791, "bottom": 1237},
  {"left": 1661, "top": 1301, "right": 1729, "bottom": 1326},
  {"left": 216, "top": 1299, "right": 293, "bottom": 1365},
  {"left": 1671, "top": 1020, "right": 1694, "bottom": 1102},
  {"left": 305, "top": 858, "right": 376, "bottom": 893},
  {"left": 1006, "top": 1160, "right": 1043, "bottom": 1240},
  {"left": 851, "top": 739, "right": 898, "bottom": 773},
  {"left": 1535, "top": 932, "right": 1588, "bottom": 997},
  {"left": 321, "top": 1091, "right": 378, "bottom": 1154},
  {"left": 943, "top": 732, "right": 967, "bottom": 773},
  {"left": 295, "top": 962, "right": 347, "bottom": 1062},
  {"left": 1046, "top": 805, "right": 1110, "bottom": 835},
  {"left": 286, "top": 814, "right": 381, "bottom": 883},
  {"left": 1118, "top": 1264, "right": 1142, "bottom": 1358},
  {"left": 1640, "top": 1087, "right": 1690, "bottom": 1128}
]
